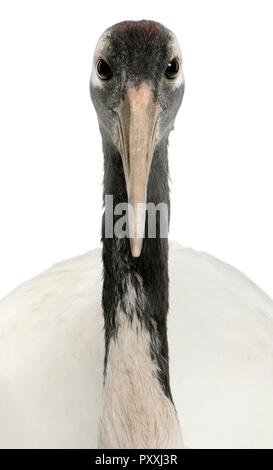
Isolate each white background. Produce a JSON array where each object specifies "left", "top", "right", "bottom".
[{"left": 0, "top": 0, "right": 272, "bottom": 299}]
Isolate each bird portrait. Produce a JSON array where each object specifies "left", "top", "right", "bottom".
[{"left": 0, "top": 18, "right": 272, "bottom": 450}]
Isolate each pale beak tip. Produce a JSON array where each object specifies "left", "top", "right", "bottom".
[{"left": 130, "top": 239, "right": 143, "bottom": 258}]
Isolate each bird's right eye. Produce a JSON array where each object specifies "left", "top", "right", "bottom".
[{"left": 96, "top": 59, "right": 113, "bottom": 80}]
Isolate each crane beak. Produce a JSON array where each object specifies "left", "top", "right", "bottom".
[{"left": 115, "top": 84, "right": 162, "bottom": 257}]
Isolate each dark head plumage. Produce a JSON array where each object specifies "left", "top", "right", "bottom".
[
  {"left": 116, "top": 19, "right": 163, "bottom": 40},
  {"left": 90, "top": 19, "right": 184, "bottom": 102}
]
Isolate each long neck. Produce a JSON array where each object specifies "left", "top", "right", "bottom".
[{"left": 98, "top": 139, "right": 182, "bottom": 449}]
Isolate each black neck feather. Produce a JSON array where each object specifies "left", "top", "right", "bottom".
[{"left": 101, "top": 138, "right": 172, "bottom": 400}]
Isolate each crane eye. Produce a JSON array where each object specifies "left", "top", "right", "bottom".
[
  {"left": 165, "top": 58, "right": 180, "bottom": 79},
  {"left": 96, "top": 59, "right": 113, "bottom": 80}
]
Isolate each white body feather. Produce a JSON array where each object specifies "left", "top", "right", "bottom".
[{"left": 0, "top": 243, "right": 272, "bottom": 448}]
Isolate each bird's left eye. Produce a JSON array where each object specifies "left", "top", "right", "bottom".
[
  {"left": 165, "top": 58, "right": 180, "bottom": 79},
  {"left": 96, "top": 59, "right": 113, "bottom": 80}
]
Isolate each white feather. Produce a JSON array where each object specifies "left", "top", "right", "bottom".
[{"left": 0, "top": 243, "right": 272, "bottom": 448}]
